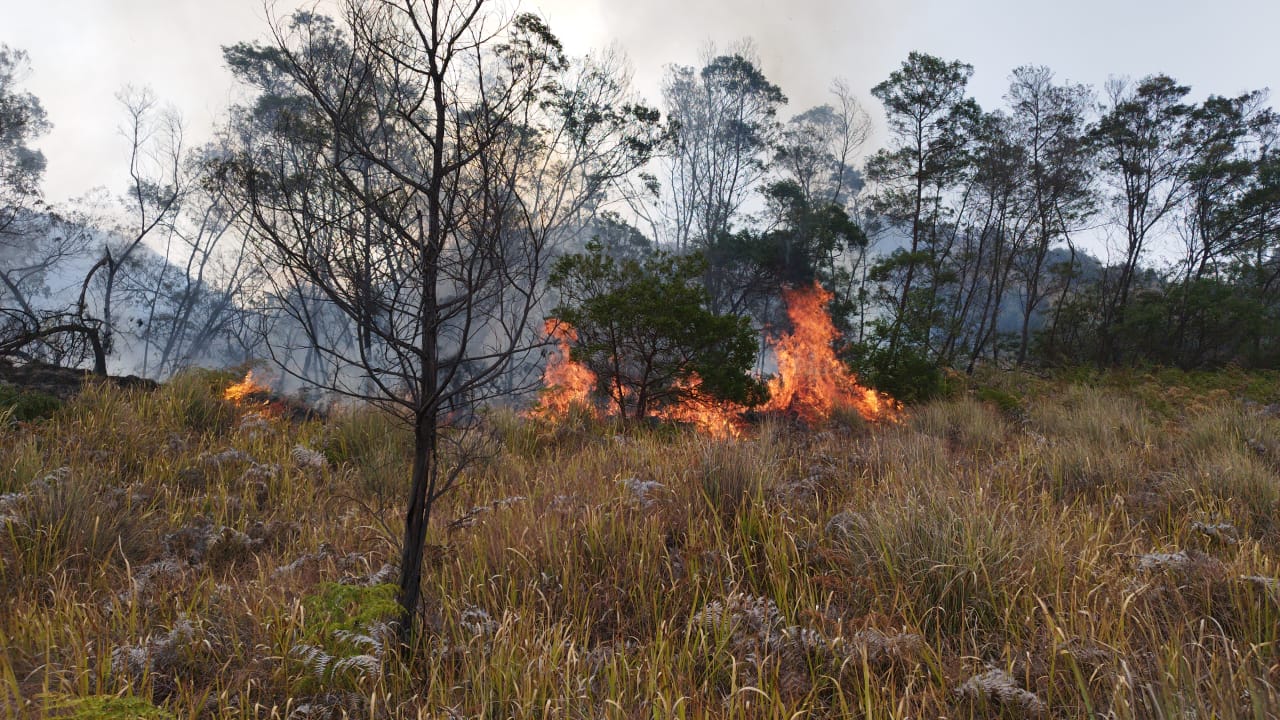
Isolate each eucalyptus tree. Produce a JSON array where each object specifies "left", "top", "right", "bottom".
[
  {"left": 127, "top": 141, "right": 260, "bottom": 378},
  {"left": 218, "top": 0, "right": 662, "bottom": 634},
  {"left": 1093, "top": 75, "right": 1195, "bottom": 361},
  {"left": 1163, "top": 91, "right": 1280, "bottom": 364},
  {"left": 0, "top": 45, "right": 46, "bottom": 241},
  {"left": 771, "top": 81, "right": 873, "bottom": 332},
  {"left": 865, "top": 52, "right": 980, "bottom": 361},
  {"left": 661, "top": 45, "right": 786, "bottom": 252},
  {"left": 1005, "top": 66, "right": 1095, "bottom": 362},
  {"left": 0, "top": 45, "right": 98, "bottom": 366}
]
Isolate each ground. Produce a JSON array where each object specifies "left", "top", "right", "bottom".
[{"left": 1, "top": 366, "right": 1278, "bottom": 718}]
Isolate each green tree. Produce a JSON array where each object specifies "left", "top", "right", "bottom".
[
  {"left": 549, "top": 243, "right": 766, "bottom": 420},
  {"left": 662, "top": 46, "right": 787, "bottom": 253},
  {"left": 866, "top": 52, "right": 980, "bottom": 361},
  {"left": 0, "top": 46, "right": 105, "bottom": 371},
  {"left": 1092, "top": 75, "right": 1195, "bottom": 362}
]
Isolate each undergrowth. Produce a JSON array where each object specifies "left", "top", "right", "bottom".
[{"left": 0, "top": 368, "right": 1278, "bottom": 718}]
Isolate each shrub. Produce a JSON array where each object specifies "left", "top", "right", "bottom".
[
  {"left": 300, "top": 582, "right": 401, "bottom": 646},
  {"left": 850, "top": 343, "right": 952, "bottom": 404},
  {"left": 154, "top": 368, "right": 238, "bottom": 434},
  {"left": 42, "top": 694, "right": 173, "bottom": 720},
  {"left": 0, "top": 384, "right": 61, "bottom": 423}
]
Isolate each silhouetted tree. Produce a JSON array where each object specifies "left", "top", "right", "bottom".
[
  {"left": 219, "top": 1, "right": 661, "bottom": 636},
  {"left": 661, "top": 45, "right": 786, "bottom": 253},
  {"left": 866, "top": 52, "right": 980, "bottom": 362},
  {"left": 1092, "top": 75, "right": 1194, "bottom": 362}
]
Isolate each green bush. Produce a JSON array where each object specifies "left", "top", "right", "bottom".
[
  {"left": 43, "top": 694, "right": 173, "bottom": 719},
  {"left": 975, "top": 386, "right": 1022, "bottom": 416},
  {"left": 852, "top": 344, "right": 952, "bottom": 404},
  {"left": 0, "top": 384, "right": 62, "bottom": 423},
  {"left": 156, "top": 368, "right": 239, "bottom": 434},
  {"left": 301, "top": 582, "right": 400, "bottom": 646}
]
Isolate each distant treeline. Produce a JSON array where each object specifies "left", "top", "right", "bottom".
[
  {"left": 645, "top": 50, "right": 1280, "bottom": 398},
  {"left": 3, "top": 28, "right": 1279, "bottom": 400}
]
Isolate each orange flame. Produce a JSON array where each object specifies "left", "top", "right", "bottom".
[
  {"left": 529, "top": 319, "right": 597, "bottom": 419},
  {"left": 762, "top": 283, "right": 898, "bottom": 424},
  {"left": 529, "top": 282, "right": 898, "bottom": 433},
  {"left": 223, "top": 370, "right": 272, "bottom": 405},
  {"left": 652, "top": 374, "right": 747, "bottom": 439}
]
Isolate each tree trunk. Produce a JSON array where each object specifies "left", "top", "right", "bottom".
[{"left": 397, "top": 418, "right": 437, "bottom": 639}]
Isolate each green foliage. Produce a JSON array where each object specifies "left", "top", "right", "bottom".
[
  {"left": 702, "top": 180, "right": 867, "bottom": 324},
  {"left": 155, "top": 368, "right": 239, "bottom": 434},
  {"left": 549, "top": 242, "right": 767, "bottom": 419},
  {"left": 300, "top": 582, "right": 400, "bottom": 646},
  {"left": 849, "top": 341, "right": 951, "bottom": 404},
  {"left": 43, "top": 694, "right": 173, "bottom": 720},
  {"left": 975, "top": 386, "right": 1022, "bottom": 416},
  {"left": 0, "top": 384, "right": 61, "bottom": 423}
]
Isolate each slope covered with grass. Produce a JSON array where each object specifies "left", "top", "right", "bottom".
[{"left": 1, "top": 368, "right": 1278, "bottom": 718}]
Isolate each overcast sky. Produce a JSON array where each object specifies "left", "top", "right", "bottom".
[{"left": 4, "top": 0, "right": 1280, "bottom": 205}]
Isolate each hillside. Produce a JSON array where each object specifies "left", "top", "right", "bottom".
[{"left": 1, "top": 369, "right": 1279, "bottom": 718}]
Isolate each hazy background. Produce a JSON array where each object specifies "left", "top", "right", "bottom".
[{"left": 4, "top": 0, "right": 1280, "bottom": 204}]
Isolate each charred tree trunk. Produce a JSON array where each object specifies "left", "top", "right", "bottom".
[{"left": 397, "top": 416, "right": 437, "bottom": 637}]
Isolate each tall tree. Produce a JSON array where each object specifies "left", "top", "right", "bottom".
[
  {"left": 129, "top": 140, "right": 261, "bottom": 378},
  {"left": 1005, "top": 66, "right": 1095, "bottom": 363},
  {"left": 1092, "top": 75, "right": 1194, "bottom": 362},
  {"left": 219, "top": 1, "right": 661, "bottom": 635},
  {"left": 661, "top": 45, "right": 786, "bottom": 252},
  {"left": 0, "top": 46, "right": 104, "bottom": 369},
  {"left": 865, "top": 51, "right": 980, "bottom": 360},
  {"left": 75, "top": 88, "right": 186, "bottom": 374}
]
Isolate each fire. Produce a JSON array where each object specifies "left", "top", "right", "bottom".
[
  {"left": 761, "top": 283, "right": 899, "bottom": 424},
  {"left": 653, "top": 374, "right": 747, "bottom": 439},
  {"left": 527, "top": 322, "right": 744, "bottom": 437},
  {"left": 529, "top": 319, "right": 597, "bottom": 419},
  {"left": 529, "top": 282, "right": 898, "bottom": 434},
  {"left": 223, "top": 370, "right": 272, "bottom": 405}
]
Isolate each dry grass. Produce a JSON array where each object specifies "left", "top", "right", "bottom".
[{"left": 1, "top": 368, "right": 1279, "bottom": 718}]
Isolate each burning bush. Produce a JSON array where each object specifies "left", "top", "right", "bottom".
[
  {"left": 533, "top": 275, "right": 899, "bottom": 435},
  {"left": 541, "top": 243, "right": 767, "bottom": 432},
  {"left": 760, "top": 283, "right": 898, "bottom": 424}
]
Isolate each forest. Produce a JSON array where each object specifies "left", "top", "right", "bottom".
[{"left": 2, "top": 0, "right": 1280, "bottom": 718}]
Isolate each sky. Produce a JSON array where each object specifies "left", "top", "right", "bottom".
[{"left": 4, "top": 0, "right": 1280, "bottom": 205}]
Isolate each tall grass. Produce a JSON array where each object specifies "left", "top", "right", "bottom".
[{"left": 0, "top": 368, "right": 1278, "bottom": 717}]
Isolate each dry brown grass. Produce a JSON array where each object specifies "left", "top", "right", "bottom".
[{"left": 1, "top": 368, "right": 1278, "bottom": 718}]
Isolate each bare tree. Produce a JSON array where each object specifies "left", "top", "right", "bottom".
[
  {"left": 73, "top": 88, "right": 186, "bottom": 374},
  {"left": 127, "top": 141, "right": 260, "bottom": 378},
  {"left": 219, "top": 1, "right": 661, "bottom": 635}
]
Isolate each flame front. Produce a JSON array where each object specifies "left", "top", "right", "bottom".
[
  {"left": 529, "top": 319, "right": 597, "bottom": 419},
  {"left": 652, "top": 374, "right": 746, "bottom": 439},
  {"left": 762, "top": 283, "right": 898, "bottom": 423},
  {"left": 530, "top": 283, "right": 898, "bottom": 433},
  {"left": 224, "top": 370, "right": 271, "bottom": 405}
]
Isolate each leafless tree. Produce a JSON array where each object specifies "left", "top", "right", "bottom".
[
  {"left": 126, "top": 142, "right": 261, "bottom": 378},
  {"left": 73, "top": 88, "right": 186, "bottom": 374},
  {"left": 219, "top": 0, "right": 661, "bottom": 635}
]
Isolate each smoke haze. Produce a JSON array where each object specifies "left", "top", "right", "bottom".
[{"left": 3, "top": 0, "right": 1280, "bottom": 203}]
